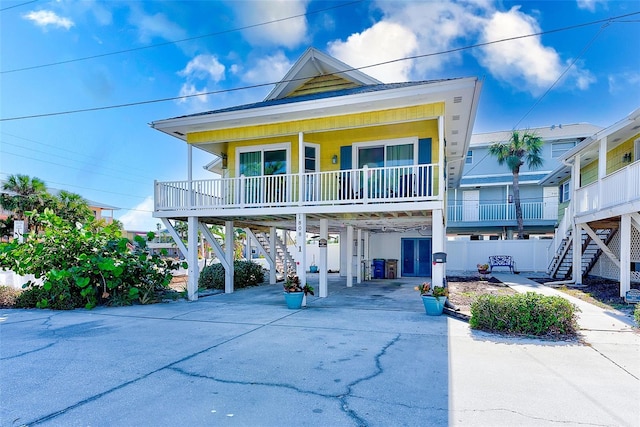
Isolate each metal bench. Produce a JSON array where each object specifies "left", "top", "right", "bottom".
[{"left": 488, "top": 255, "right": 516, "bottom": 273}]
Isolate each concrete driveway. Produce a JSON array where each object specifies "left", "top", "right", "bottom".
[{"left": 1, "top": 276, "right": 639, "bottom": 426}]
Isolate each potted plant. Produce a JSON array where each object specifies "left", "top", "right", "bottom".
[
  {"left": 309, "top": 255, "right": 319, "bottom": 273},
  {"left": 415, "top": 282, "right": 448, "bottom": 316},
  {"left": 477, "top": 263, "right": 490, "bottom": 274},
  {"left": 283, "top": 274, "right": 314, "bottom": 309}
]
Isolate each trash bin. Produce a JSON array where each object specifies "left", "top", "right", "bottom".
[
  {"left": 386, "top": 259, "right": 398, "bottom": 279},
  {"left": 372, "top": 258, "right": 385, "bottom": 279}
]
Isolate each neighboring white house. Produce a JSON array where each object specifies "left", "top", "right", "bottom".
[
  {"left": 544, "top": 107, "right": 640, "bottom": 296},
  {"left": 150, "top": 47, "right": 482, "bottom": 300}
]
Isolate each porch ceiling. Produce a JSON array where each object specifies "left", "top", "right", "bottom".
[{"left": 162, "top": 210, "right": 433, "bottom": 234}]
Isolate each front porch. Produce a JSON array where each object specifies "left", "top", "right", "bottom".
[{"left": 155, "top": 163, "right": 439, "bottom": 214}]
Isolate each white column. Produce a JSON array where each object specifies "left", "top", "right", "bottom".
[
  {"left": 187, "top": 216, "right": 199, "bottom": 301},
  {"left": 245, "top": 231, "right": 251, "bottom": 260},
  {"left": 438, "top": 115, "right": 446, "bottom": 197},
  {"left": 598, "top": 136, "right": 607, "bottom": 209},
  {"left": 571, "top": 156, "right": 582, "bottom": 285},
  {"left": 319, "top": 219, "right": 328, "bottom": 297},
  {"left": 620, "top": 214, "right": 631, "bottom": 297},
  {"left": 432, "top": 210, "right": 445, "bottom": 288},
  {"left": 346, "top": 225, "right": 354, "bottom": 287},
  {"left": 356, "top": 228, "right": 363, "bottom": 283},
  {"left": 298, "top": 132, "right": 305, "bottom": 204},
  {"left": 225, "top": 221, "right": 234, "bottom": 293},
  {"left": 363, "top": 231, "right": 370, "bottom": 279},
  {"left": 269, "top": 226, "right": 277, "bottom": 284},
  {"left": 188, "top": 144, "right": 193, "bottom": 209},
  {"left": 296, "top": 213, "right": 307, "bottom": 287}
]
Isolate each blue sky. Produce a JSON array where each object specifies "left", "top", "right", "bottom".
[{"left": 1, "top": 0, "right": 639, "bottom": 231}]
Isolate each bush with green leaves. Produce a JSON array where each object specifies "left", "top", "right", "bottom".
[
  {"left": 0, "top": 209, "right": 182, "bottom": 309},
  {"left": 635, "top": 304, "right": 640, "bottom": 327},
  {"left": 470, "top": 292, "right": 578, "bottom": 337},
  {"left": 199, "top": 260, "right": 265, "bottom": 290}
]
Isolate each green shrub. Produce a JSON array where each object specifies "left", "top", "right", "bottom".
[
  {"left": 634, "top": 304, "right": 640, "bottom": 327},
  {"left": 0, "top": 210, "right": 181, "bottom": 309},
  {"left": 470, "top": 292, "right": 578, "bottom": 337},
  {"left": 199, "top": 260, "right": 265, "bottom": 290}
]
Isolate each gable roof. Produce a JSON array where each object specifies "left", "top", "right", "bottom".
[{"left": 265, "top": 47, "right": 382, "bottom": 101}]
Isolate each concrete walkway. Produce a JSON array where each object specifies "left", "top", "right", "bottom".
[{"left": 1, "top": 275, "right": 639, "bottom": 426}]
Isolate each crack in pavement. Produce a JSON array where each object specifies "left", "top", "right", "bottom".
[{"left": 454, "top": 407, "right": 621, "bottom": 426}]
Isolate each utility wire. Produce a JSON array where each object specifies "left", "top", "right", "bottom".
[
  {"left": 0, "top": 0, "right": 364, "bottom": 74},
  {"left": 1, "top": 132, "right": 158, "bottom": 181},
  {"left": 2, "top": 10, "right": 638, "bottom": 123},
  {"left": 0, "top": 0, "right": 37, "bottom": 12},
  {"left": 513, "top": 23, "right": 609, "bottom": 129}
]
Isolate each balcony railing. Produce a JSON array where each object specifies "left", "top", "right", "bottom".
[
  {"left": 447, "top": 201, "right": 555, "bottom": 223},
  {"left": 155, "top": 164, "right": 439, "bottom": 212},
  {"left": 575, "top": 160, "right": 640, "bottom": 216}
]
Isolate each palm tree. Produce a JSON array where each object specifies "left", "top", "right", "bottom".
[
  {"left": 55, "top": 190, "right": 93, "bottom": 224},
  {"left": 488, "top": 130, "right": 544, "bottom": 239},
  {"left": 0, "top": 174, "right": 49, "bottom": 231}
]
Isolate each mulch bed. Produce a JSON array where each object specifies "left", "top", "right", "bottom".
[{"left": 446, "top": 275, "right": 517, "bottom": 315}]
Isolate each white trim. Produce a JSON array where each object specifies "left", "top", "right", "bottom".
[
  {"left": 235, "top": 142, "right": 291, "bottom": 176},
  {"left": 635, "top": 138, "right": 640, "bottom": 162},
  {"left": 304, "top": 142, "right": 320, "bottom": 173}
]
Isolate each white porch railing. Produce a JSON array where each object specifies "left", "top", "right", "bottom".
[
  {"left": 447, "top": 201, "right": 554, "bottom": 222},
  {"left": 575, "top": 160, "right": 640, "bottom": 215},
  {"left": 155, "top": 164, "right": 439, "bottom": 211}
]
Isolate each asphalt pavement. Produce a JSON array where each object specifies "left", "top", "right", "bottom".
[{"left": 1, "top": 273, "right": 639, "bottom": 426}]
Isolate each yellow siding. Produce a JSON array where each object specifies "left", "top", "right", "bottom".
[
  {"left": 606, "top": 136, "right": 637, "bottom": 173},
  {"left": 580, "top": 160, "right": 598, "bottom": 186},
  {"left": 188, "top": 103, "right": 444, "bottom": 143}
]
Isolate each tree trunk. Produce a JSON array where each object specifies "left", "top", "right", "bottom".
[{"left": 512, "top": 169, "right": 524, "bottom": 239}]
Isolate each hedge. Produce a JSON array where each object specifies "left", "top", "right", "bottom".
[
  {"left": 198, "top": 260, "right": 265, "bottom": 290},
  {"left": 470, "top": 292, "right": 579, "bottom": 337}
]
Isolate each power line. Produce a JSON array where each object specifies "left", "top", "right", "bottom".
[
  {"left": 0, "top": 0, "right": 38, "bottom": 12},
  {"left": 1, "top": 132, "right": 158, "bottom": 181},
  {"left": 513, "top": 23, "right": 609, "bottom": 129},
  {"left": 0, "top": 0, "right": 364, "bottom": 74},
  {"left": 2, "top": 10, "right": 638, "bottom": 123}
]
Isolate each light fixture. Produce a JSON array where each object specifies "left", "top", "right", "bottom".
[
  {"left": 331, "top": 154, "right": 338, "bottom": 164},
  {"left": 622, "top": 152, "right": 632, "bottom": 163},
  {"left": 221, "top": 153, "right": 228, "bottom": 169}
]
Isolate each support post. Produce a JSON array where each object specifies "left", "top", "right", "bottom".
[
  {"left": 572, "top": 223, "right": 583, "bottom": 285},
  {"left": 187, "top": 216, "right": 199, "bottom": 301},
  {"left": 356, "top": 228, "right": 362, "bottom": 284},
  {"left": 296, "top": 213, "right": 307, "bottom": 305},
  {"left": 346, "top": 225, "right": 353, "bottom": 287},
  {"left": 269, "top": 226, "right": 277, "bottom": 284},
  {"left": 188, "top": 144, "right": 193, "bottom": 209},
  {"left": 432, "top": 210, "right": 445, "bottom": 288},
  {"left": 620, "top": 214, "right": 631, "bottom": 297},
  {"left": 319, "top": 219, "right": 328, "bottom": 297},
  {"left": 363, "top": 231, "right": 370, "bottom": 280},
  {"left": 225, "top": 221, "right": 234, "bottom": 293}
]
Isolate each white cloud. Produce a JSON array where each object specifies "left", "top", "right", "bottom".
[
  {"left": 232, "top": 0, "right": 309, "bottom": 48},
  {"left": 576, "top": 0, "right": 606, "bottom": 12},
  {"left": 23, "top": 10, "right": 74, "bottom": 30},
  {"left": 608, "top": 71, "right": 640, "bottom": 94},
  {"left": 476, "top": 6, "right": 591, "bottom": 95},
  {"left": 179, "top": 54, "right": 226, "bottom": 82},
  {"left": 242, "top": 51, "right": 292, "bottom": 84},
  {"left": 118, "top": 197, "right": 158, "bottom": 232},
  {"left": 328, "top": 21, "right": 418, "bottom": 82},
  {"left": 128, "top": 7, "right": 186, "bottom": 43},
  {"left": 177, "top": 83, "right": 210, "bottom": 106}
]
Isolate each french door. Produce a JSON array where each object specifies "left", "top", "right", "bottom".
[{"left": 401, "top": 238, "right": 432, "bottom": 277}]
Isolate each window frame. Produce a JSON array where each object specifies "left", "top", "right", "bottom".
[{"left": 236, "top": 143, "right": 291, "bottom": 177}]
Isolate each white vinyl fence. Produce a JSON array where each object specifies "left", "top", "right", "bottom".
[{"left": 446, "top": 239, "right": 553, "bottom": 273}]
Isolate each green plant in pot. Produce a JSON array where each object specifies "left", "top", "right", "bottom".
[
  {"left": 415, "top": 282, "right": 448, "bottom": 316},
  {"left": 477, "top": 263, "right": 490, "bottom": 274},
  {"left": 283, "top": 274, "right": 314, "bottom": 309}
]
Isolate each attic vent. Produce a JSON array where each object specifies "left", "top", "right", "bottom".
[
  {"left": 452, "top": 115, "right": 460, "bottom": 121},
  {"left": 451, "top": 130, "right": 459, "bottom": 135},
  {"left": 174, "top": 131, "right": 185, "bottom": 136},
  {"left": 453, "top": 96, "right": 462, "bottom": 103},
  {"left": 450, "top": 142, "right": 458, "bottom": 146}
]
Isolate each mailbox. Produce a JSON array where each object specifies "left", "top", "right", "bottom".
[{"left": 433, "top": 252, "right": 447, "bottom": 263}]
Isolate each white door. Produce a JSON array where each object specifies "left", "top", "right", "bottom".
[
  {"left": 543, "top": 186, "right": 559, "bottom": 219},
  {"left": 463, "top": 190, "right": 479, "bottom": 221}
]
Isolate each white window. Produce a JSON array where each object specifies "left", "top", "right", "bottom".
[
  {"left": 559, "top": 181, "right": 571, "bottom": 203},
  {"left": 465, "top": 150, "right": 473, "bottom": 164},
  {"left": 552, "top": 141, "right": 576, "bottom": 158},
  {"left": 635, "top": 138, "right": 640, "bottom": 162},
  {"left": 236, "top": 143, "right": 290, "bottom": 176}
]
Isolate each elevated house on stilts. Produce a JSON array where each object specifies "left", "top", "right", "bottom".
[{"left": 150, "top": 48, "right": 482, "bottom": 300}]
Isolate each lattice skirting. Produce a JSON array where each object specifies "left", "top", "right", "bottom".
[{"left": 592, "top": 225, "right": 640, "bottom": 283}]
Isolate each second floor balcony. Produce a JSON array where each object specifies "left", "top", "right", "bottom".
[
  {"left": 155, "top": 164, "right": 440, "bottom": 213},
  {"left": 447, "top": 201, "right": 557, "bottom": 224}
]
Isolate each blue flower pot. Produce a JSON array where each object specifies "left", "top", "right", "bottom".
[
  {"left": 422, "top": 295, "right": 446, "bottom": 316},
  {"left": 283, "top": 292, "right": 304, "bottom": 309},
  {"left": 309, "top": 265, "right": 319, "bottom": 273}
]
